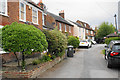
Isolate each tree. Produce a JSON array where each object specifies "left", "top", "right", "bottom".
[
  {"left": 68, "top": 36, "right": 80, "bottom": 48},
  {"left": 2, "top": 22, "right": 48, "bottom": 70},
  {"left": 97, "top": 22, "right": 115, "bottom": 38},
  {"left": 0, "top": 28, "right": 2, "bottom": 47}
]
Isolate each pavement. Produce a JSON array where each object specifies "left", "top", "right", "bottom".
[{"left": 38, "top": 44, "right": 120, "bottom": 78}]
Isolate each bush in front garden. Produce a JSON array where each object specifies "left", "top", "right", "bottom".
[
  {"left": 68, "top": 36, "right": 80, "bottom": 48},
  {"left": 105, "top": 37, "right": 120, "bottom": 45},
  {"left": 2, "top": 22, "right": 48, "bottom": 70},
  {"left": 43, "top": 28, "right": 67, "bottom": 57}
]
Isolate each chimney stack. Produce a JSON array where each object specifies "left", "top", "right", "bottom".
[
  {"left": 38, "top": 0, "right": 44, "bottom": 9},
  {"left": 59, "top": 10, "right": 65, "bottom": 19}
]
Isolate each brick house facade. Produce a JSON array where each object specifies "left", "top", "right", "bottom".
[
  {"left": 45, "top": 11, "right": 74, "bottom": 36},
  {"left": 0, "top": 0, "right": 44, "bottom": 30},
  {"left": 0, "top": 0, "right": 46, "bottom": 63},
  {"left": 76, "top": 20, "right": 95, "bottom": 40}
]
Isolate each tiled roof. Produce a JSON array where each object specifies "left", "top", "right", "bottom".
[
  {"left": 25, "top": 0, "right": 43, "bottom": 11},
  {"left": 69, "top": 21, "right": 85, "bottom": 28},
  {"left": 43, "top": 22, "right": 55, "bottom": 30},
  {"left": 46, "top": 12, "right": 73, "bottom": 26}
]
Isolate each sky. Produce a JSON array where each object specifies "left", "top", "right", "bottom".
[{"left": 32, "top": 0, "right": 119, "bottom": 29}]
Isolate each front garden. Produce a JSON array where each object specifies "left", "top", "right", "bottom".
[{"left": 1, "top": 22, "right": 80, "bottom": 78}]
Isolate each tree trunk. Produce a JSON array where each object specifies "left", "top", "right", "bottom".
[
  {"left": 14, "top": 52, "right": 20, "bottom": 67},
  {"left": 22, "top": 51, "right": 25, "bottom": 71}
]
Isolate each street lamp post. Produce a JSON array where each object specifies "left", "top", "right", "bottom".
[{"left": 114, "top": 14, "right": 118, "bottom": 34}]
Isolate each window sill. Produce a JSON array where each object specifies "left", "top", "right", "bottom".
[
  {"left": 0, "top": 14, "right": 9, "bottom": 17},
  {"left": 19, "top": 19, "right": 26, "bottom": 23},
  {"left": 59, "top": 30, "right": 62, "bottom": 32},
  {"left": 32, "top": 22, "right": 39, "bottom": 26}
]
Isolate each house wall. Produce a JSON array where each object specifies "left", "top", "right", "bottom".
[
  {"left": 80, "top": 28, "right": 85, "bottom": 40},
  {"left": 56, "top": 21, "right": 73, "bottom": 36},
  {"left": 0, "top": 1, "right": 43, "bottom": 30}
]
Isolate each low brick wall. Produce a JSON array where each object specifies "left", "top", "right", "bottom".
[{"left": 2, "top": 55, "right": 65, "bottom": 78}]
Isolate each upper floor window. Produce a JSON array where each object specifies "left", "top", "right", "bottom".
[
  {"left": 59, "top": 23, "right": 62, "bottom": 31},
  {"left": 65, "top": 25, "right": 67, "bottom": 32},
  {"left": 19, "top": 2, "right": 26, "bottom": 22},
  {"left": 86, "top": 30, "right": 88, "bottom": 33},
  {"left": 42, "top": 12, "right": 45, "bottom": 25},
  {"left": 91, "top": 31, "right": 93, "bottom": 34},
  {"left": 32, "top": 8, "right": 38, "bottom": 24},
  {"left": 0, "top": 0, "right": 7, "bottom": 16},
  {"left": 83, "top": 29, "right": 84, "bottom": 32},
  {"left": 69, "top": 26, "right": 71, "bottom": 33}
]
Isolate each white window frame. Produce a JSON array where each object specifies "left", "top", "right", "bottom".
[
  {"left": 69, "top": 26, "right": 71, "bottom": 33},
  {"left": 42, "top": 12, "right": 45, "bottom": 25},
  {"left": 59, "top": 23, "right": 62, "bottom": 31},
  {"left": 65, "top": 25, "right": 67, "bottom": 32},
  {"left": 91, "top": 31, "right": 92, "bottom": 34},
  {"left": 0, "top": 0, "right": 8, "bottom": 16},
  {"left": 86, "top": 30, "right": 88, "bottom": 33},
  {"left": 32, "top": 8, "right": 38, "bottom": 25},
  {"left": 19, "top": 2, "right": 26, "bottom": 22}
]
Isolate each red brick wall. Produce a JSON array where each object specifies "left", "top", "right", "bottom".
[
  {"left": 1, "top": 1, "right": 43, "bottom": 30},
  {"left": 56, "top": 21, "right": 73, "bottom": 36},
  {"left": 26, "top": 5, "right": 32, "bottom": 22},
  {"left": 1, "top": 2, "right": 19, "bottom": 26}
]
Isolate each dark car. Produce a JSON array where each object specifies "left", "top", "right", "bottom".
[{"left": 105, "top": 40, "right": 120, "bottom": 68}]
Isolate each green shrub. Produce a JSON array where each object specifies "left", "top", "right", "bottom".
[
  {"left": 43, "top": 28, "right": 67, "bottom": 57},
  {"left": 51, "top": 55, "right": 56, "bottom": 60},
  {"left": 42, "top": 55, "right": 52, "bottom": 62},
  {"left": 32, "top": 60, "right": 41, "bottom": 65},
  {"left": 68, "top": 36, "right": 80, "bottom": 48},
  {"left": 43, "top": 30, "right": 58, "bottom": 54},
  {"left": 105, "top": 37, "right": 120, "bottom": 45},
  {"left": 32, "top": 55, "right": 52, "bottom": 65}
]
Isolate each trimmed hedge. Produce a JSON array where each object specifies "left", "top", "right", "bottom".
[
  {"left": 43, "top": 28, "right": 67, "bottom": 57},
  {"left": 68, "top": 36, "right": 80, "bottom": 48},
  {"left": 105, "top": 37, "right": 120, "bottom": 45}
]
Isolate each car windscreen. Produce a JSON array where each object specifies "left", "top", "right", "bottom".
[
  {"left": 81, "top": 40, "right": 86, "bottom": 42},
  {"left": 112, "top": 45, "right": 120, "bottom": 51}
]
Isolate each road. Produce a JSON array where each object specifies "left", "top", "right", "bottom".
[{"left": 38, "top": 44, "right": 120, "bottom": 78}]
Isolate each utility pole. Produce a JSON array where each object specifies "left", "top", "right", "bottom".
[{"left": 114, "top": 14, "right": 117, "bottom": 34}]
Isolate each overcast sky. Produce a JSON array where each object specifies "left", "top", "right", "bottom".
[{"left": 32, "top": 0, "right": 119, "bottom": 29}]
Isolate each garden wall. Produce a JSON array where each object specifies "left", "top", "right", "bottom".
[
  {"left": 1, "top": 52, "right": 42, "bottom": 64},
  {"left": 2, "top": 55, "right": 65, "bottom": 78}
]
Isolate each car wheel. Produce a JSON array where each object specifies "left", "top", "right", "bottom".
[
  {"left": 107, "top": 59, "right": 112, "bottom": 68},
  {"left": 87, "top": 45, "right": 89, "bottom": 49}
]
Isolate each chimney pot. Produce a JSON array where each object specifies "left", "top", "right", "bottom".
[{"left": 59, "top": 10, "right": 65, "bottom": 19}]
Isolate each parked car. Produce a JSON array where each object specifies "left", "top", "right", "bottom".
[
  {"left": 79, "top": 39, "right": 92, "bottom": 48},
  {"left": 91, "top": 40, "right": 97, "bottom": 45},
  {"left": 104, "top": 40, "right": 120, "bottom": 68}
]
